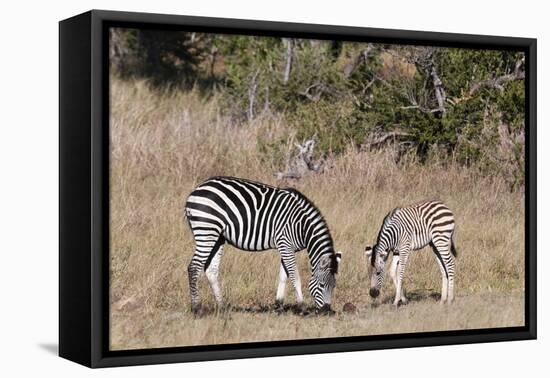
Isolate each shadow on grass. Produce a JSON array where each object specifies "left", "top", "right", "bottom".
[
  {"left": 192, "top": 291, "right": 443, "bottom": 316},
  {"left": 406, "top": 290, "right": 441, "bottom": 302},
  {"left": 191, "top": 303, "right": 329, "bottom": 317},
  {"left": 369, "top": 290, "right": 441, "bottom": 308},
  {"left": 233, "top": 303, "right": 321, "bottom": 316}
]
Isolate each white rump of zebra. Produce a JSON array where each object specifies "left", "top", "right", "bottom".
[
  {"left": 365, "top": 200, "right": 457, "bottom": 305},
  {"left": 184, "top": 176, "right": 342, "bottom": 313}
]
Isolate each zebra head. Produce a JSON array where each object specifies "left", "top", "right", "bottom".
[
  {"left": 308, "top": 252, "right": 342, "bottom": 312},
  {"left": 365, "top": 244, "right": 389, "bottom": 298}
]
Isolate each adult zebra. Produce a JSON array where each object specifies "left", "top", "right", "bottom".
[
  {"left": 365, "top": 200, "right": 457, "bottom": 305},
  {"left": 184, "top": 176, "right": 342, "bottom": 313}
]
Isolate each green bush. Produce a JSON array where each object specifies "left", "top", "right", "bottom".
[{"left": 109, "top": 29, "right": 526, "bottom": 188}]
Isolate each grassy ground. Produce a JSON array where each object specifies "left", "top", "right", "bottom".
[{"left": 109, "top": 79, "right": 525, "bottom": 350}]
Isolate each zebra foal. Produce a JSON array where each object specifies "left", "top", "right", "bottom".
[
  {"left": 184, "top": 176, "right": 342, "bottom": 313},
  {"left": 365, "top": 200, "right": 457, "bottom": 305}
]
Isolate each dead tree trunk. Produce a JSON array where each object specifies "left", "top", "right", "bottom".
[
  {"left": 277, "top": 139, "right": 324, "bottom": 180},
  {"left": 109, "top": 28, "right": 126, "bottom": 74},
  {"left": 282, "top": 38, "right": 294, "bottom": 85},
  {"left": 263, "top": 86, "right": 270, "bottom": 114},
  {"left": 247, "top": 69, "right": 260, "bottom": 121},
  {"left": 430, "top": 65, "right": 447, "bottom": 114}
]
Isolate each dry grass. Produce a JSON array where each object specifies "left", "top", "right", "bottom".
[{"left": 109, "top": 79, "right": 525, "bottom": 350}]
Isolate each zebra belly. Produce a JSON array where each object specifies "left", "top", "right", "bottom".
[
  {"left": 222, "top": 227, "right": 275, "bottom": 251},
  {"left": 410, "top": 231, "right": 432, "bottom": 251},
  {"left": 224, "top": 239, "right": 274, "bottom": 252}
]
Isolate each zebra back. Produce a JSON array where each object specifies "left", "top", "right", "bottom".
[
  {"left": 185, "top": 176, "right": 338, "bottom": 270},
  {"left": 375, "top": 200, "right": 455, "bottom": 254}
]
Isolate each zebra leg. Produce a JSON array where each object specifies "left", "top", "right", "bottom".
[
  {"left": 187, "top": 232, "right": 225, "bottom": 314},
  {"left": 275, "top": 260, "right": 288, "bottom": 308},
  {"left": 433, "top": 253, "right": 448, "bottom": 303},
  {"left": 187, "top": 254, "right": 204, "bottom": 313},
  {"left": 293, "top": 266, "right": 304, "bottom": 306},
  {"left": 446, "top": 245, "right": 456, "bottom": 303},
  {"left": 394, "top": 250, "right": 410, "bottom": 306},
  {"left": 389, "top": 255, "right": 407, "bottom": 304},
  {"left": 205, "top": 245, "right": 224, "bottom": 307},
  {"left": 432, "top": 238, "right": 455, "bottom": 303},
  {"left": 279, "top": 250, "right": 304, "bottom": 307}
]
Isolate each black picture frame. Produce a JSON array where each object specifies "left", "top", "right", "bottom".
[{"left": 59, "top": 9, "right": 537, "bottom": 368}]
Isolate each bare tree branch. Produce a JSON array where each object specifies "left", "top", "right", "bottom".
[
  {"left": 361, "top": 77, "right": 377, "bottom": 95},
  {"left": 344, "top": 44, "right": 374, "bottom": 78},
  {"left": 449, "top": 59, "right": 525, "bottom": 105},
  {"left": 299, "top": 83, "right": 323, "bottom": 102},
  {"left": 362, "top": 131, "right": 413, "bottom": 148},
  {"left": 276, "top": 139, "right": 324, "bottom": 180},
  {"left": 400, "top": 105, "right": 443, "bottom": 114},
  {"left": 468, "top": 61, "right": 525, "bottom": 96},
  {"left": 299, "top": 82, "right": 340, "bottom": 102},
  {"left": 397, "top": 47, "right": 447, "bottom": 115}
]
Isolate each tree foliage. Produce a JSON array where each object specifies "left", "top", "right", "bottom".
[{"left": 110, "top": 28, "right": 526, "bottom": 188}]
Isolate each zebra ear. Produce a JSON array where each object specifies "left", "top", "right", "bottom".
[
  {"left": 336, "top": 251, "right": 342, "bottom": 265},
  {"left": 364, "top": 246, "right": 373, "bottom": 257}
]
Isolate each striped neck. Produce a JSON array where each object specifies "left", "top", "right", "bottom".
[
  {"left": 375, "top": 209, "right": 399, "bottom": 254},
  {"left": 303, "top": 207, "right": 335, "bottom": 268},
  {"left": 284, "top": 188, "right": 336, "bottom": 270}
]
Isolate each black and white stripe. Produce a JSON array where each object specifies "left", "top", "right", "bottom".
[
  {"left": 365, "top": 200, "right": 457, "bottom": 305},
  {"left": 184, "top": 176, "right": 341, "bottom": 312}
]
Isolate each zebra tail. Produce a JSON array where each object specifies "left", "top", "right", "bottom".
[
  {"left": 451, "top": 238, "right": 458, "bottom": 258},
  {"left": 183, "top": 208, "right": 193, "bottom": 230}
]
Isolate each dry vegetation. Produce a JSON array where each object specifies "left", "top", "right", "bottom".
[{"left": 110, "top": 79, "right": 525, "bottom": 351}]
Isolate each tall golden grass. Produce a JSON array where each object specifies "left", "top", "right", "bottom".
[{"left": 109, "top": 79, "right": 525, "bottom": 350}]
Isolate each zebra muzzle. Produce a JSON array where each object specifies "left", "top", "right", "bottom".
[
  {"left": 316, "top": 304, "right": 335, "bottom": 315},
  {"left": 369, "top": 288, "right": 380, "bottom": 298}
]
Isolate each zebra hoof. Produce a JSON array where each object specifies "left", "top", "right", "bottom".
[
  {"left": 215, "top": 303, "right": 230, "bottom": 314},
  {"left": 316, "top": 304, "right": 335, "bottom": 316},
  {"left": 393, "top": 298, "right": 408, "bottom": 307},
  {"left": 369, "top": 288, "right": 380, "bottom": 298},
  {"left": 291, "top": 303, "right": 306, "bottom": 315},
  {"left": 273, "top": 300, "right": 284, "bottom": 311},
  {"left": 191, "top": 304, "right": 204, "bottom": 316}
]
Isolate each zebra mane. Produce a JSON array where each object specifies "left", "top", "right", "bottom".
[
  {"left": 283, "top": 187, "right": 339, "bottom": 274},
  {"left": 208, "top": 175, "right": 277, "bottom": 189},
  {"left": 372, "top": 208, "right": 400, "bottom": 261}
]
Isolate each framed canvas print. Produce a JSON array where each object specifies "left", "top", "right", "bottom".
[{"left": 59, "top": 10, "right": 537, "bottom": 368}]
